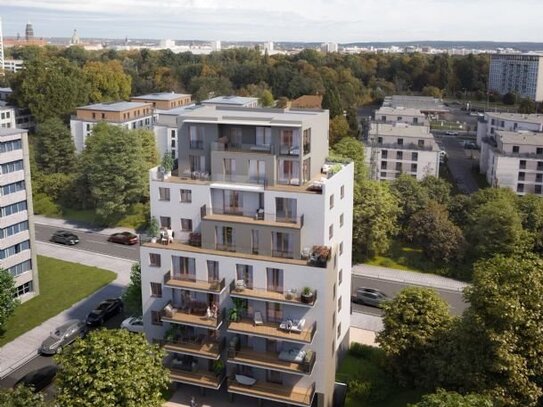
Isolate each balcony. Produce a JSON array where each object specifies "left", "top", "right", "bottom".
[
  {"left": 227, "top": 378, "right": 315, "bottom": 407},
  {"left": 163, "top": 271, "right": 226, "bottom": 294},
  {"left": 169, "top": 367, "right": 225, "bottom": 390},
  {"left": 228, "top": 318, "right": 316, "bottom": 344},
  {"left": 189, "top": 140, "right": 204, "bottom": 150},
  {"left": 229, "top": 281, "right": 316, "bottom": 307},
  {"left": 228, "top": 346, "right": 316, "bottom": 375},
  {"left": 211, "top": 141, "right": 274, "bottom": 154},
  {"left": 210, "top": 173, "right": 266, "bottom": 187},
  {"left": 163, "top": 337, "right": 225, "bottom": 360},
  {"left": 279, "top": 144, "right": 301, "bottom": 156},
  {"left": 161, "top": 302, "right": 225, "bottom": 330},
  {"left": 201, "top": 205, "right": 304, "bottom": 230}
]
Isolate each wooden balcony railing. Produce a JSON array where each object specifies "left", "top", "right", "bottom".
[{"left": 163, "top": 271, "right": 226, "bottom": 293}]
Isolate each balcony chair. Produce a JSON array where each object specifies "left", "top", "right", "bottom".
[
  {"left": 235, "top": 374, "right": 257, "bottom": 386},
  {"left": 253, "top": 311, "right": 263, "bottom": 326},
  {"left": 235, "top": 280, "right": 246, "bottom": 292}
]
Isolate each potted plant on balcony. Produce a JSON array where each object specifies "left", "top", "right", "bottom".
[
  {"left": 212, "top": 360, "right": 225, "bottom": 377},
  {"left": 301, "top": 287, "right": 314, "bottom": 304},
  {"left": 228, "top": 298, "right": 247, "bottom": 322},
  {"left": 189, "top": 232, "right": 201, "bottom": 247},
  {"left": 161, "top": 152, "right": 174, "bottom": 178},
  {"left": 148, "top": 216, "right": 160, "bottom": 243}
]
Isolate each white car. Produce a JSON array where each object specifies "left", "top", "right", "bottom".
[{"left": 120, "top": 316, "right": 144, "bottom": 333}]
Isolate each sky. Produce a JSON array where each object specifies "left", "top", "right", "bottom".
[{"left": 1, "top": 0, "right": 543, "bottom": 43}]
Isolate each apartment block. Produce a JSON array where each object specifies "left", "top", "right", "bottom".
[
  {"left": 476, "top": 112, "right": 543, "bottom": 145},
  {"left": 202, "top": 96, "right": 259, "bottom": 108},
  {"left": 70, "top": 101, "right": 156, "bottom": 152},
  {"left": 140, "top": 105, "right": 354, "bottom": 407},
  {"left": 0, "top": 128, "right": 39, "bottom": 302},
  {"left": 0, "top": 107, "right": 15, "bottom": 129},
  {"left": 488, "top": 54, "right": 543, "bottom": 102},
  {"left": 480, "top": 130, "right": 543, "bottom": 195},
  {"left": 374, "top": 106, "right": 428, "bottom": 126},
  {"left": 3, "top": 59, "right": 24, "bottom": 73},
  {"left": 130, "top": 92, "right": 192, "bottom": 110},
  {"left": 382, "top": 95, "right": 449, "bottom": 116},
  {"left": 365, "top": 122, "right": 440, "bottom": 181}
]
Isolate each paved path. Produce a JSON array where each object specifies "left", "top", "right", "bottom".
[
  {"left": 0, "top": 242, "right": 134, "bottom": 379},
  {"left": 33, "top": 215, "right": 136, "bottom": 235}
]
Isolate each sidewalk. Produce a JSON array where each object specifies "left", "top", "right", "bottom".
[
  {"left": 353, "top": 263, "right": 469, "bottom": 292},
  {"left": 0, "top": 242, "right": 134, "bottom": 379},
  {"left": 33, "top": 215, "right": 136, "bottom": 236}
]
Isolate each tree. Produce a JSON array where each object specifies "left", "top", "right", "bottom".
[
  {"left": 502, "top": 92, "right": 516, "bottom": 105},
  {"left": 390, "top": 174, "right": 429, "bottom": 228},
  {"left": 518, "top": 193, "right": 543, "bottom": 253},
  {"left": 421, "top": 176, "right": 452, "bottom": 205},
  {"left": 422, "top": 85, "right": 443, "bottom": 98},
  {"left": 55, "top": 329, "right": 169, "bottom": 407},
  {"left": 345, "top": 106, "right": 360, "bottom": 138},
  {"left": 34, "top": 118, "right": 76, "bottom": 174},
  {"left": 409, "top": 389, "right": 494, "bottom": 407},
  {"left": 353, "top": 180, "right": 400, "bottom": 259},
  {"left": 260, "top": 89, "right": 274, "bottom": 107},
  {"left": 329, "top": 115, "right": 351, "bottom": 146},
  {"left": 11, "top": 56, "right": 90, "bottom": 123},
  {"left": 377, "top": 287, "right": 453, "bottom": 388},
  {"left": 518, "top": 98, "right": 536, "bottom": 114},
  {"left": 82, "top": 60, "right": 132, "bottom": 103},
  {"left": 0, "top": 268, "right": 18, "bottom": 335},
  {"left": 133, "top": 129, "right": 159, "bottom": 171},
  {"left": 79, "top": 123, "right": 147, "bottom": 224},
  {"left": 406, "top": 201, "right": 465, "bottom": 264},
  {"left": 331, "top": 136, "right": 366, "bottom": 183},
  {"left": 461, "top": 255, "right": 543, "bottom": 406},
  {"left": 122, "top": 263, "right": 142, "bottom": 315},
  {"left": 0, "top": 385, "right": 50, "bottom": 407},
  {"left": 322, "top": 83, "right": 342, "bottom": 118}
]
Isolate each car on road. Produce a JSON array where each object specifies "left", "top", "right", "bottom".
[
  {"left": 86, "top": 298, "right": 123, "bottom": 326},
  {"left": 121, "top": 316, "right": 144, "bottom": 333},
  {"left": 351, "top": 288, "right": 389, "bottom": 308},
  {"left": 51, "top": 230, "right": 79, "bottom": 245},
  {"left": 39, "top": 320, "right": 87, "bottom": 355},
  {"left": 108, "top": 232, "right": 139, "bottom": 245},
  {"left": 14, "top": 365, "right": 58, "bottom": 391},
  {"left": 445, "top": 131, "right": 459, "bottom": 136},
  {"left": 464, "top": 141, "right": 478, "bottom": 149}
]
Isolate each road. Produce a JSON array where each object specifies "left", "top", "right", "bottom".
[
  {"left": 351, "top": 274, "right": 468, "bottom": 317},
  {"left": 435, "top": 134, "right": 480, "bottom": 194},
  {"left": 35, "top": 224, "right": 140, "bottom": 261}
]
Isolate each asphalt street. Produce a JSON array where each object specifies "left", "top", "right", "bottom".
[{"left": 435, "top": 134, "right": 480, "bottom": 194}]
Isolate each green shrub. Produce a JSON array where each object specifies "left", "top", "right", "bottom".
[
  {"left": 33, "top": 193, "right": 62, "bottom": 217},
  {"left": 117, "top": 203, "right": 149, "bottom": 230},
  {"left": 349, "top": 342, "right": 375, "bottom": 359},
  {"left": 348, "top": 378, "right": 372, "bottom": 401}
]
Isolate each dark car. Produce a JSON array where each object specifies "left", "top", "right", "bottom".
[
  {"left": 86, "top": 298, "right": 123, "bottom": 326},
  {"left": 39, "top": 320, "right": 87, "bottom": 355},
  {"left": 14, "top": 365, "right": 58, "bottom": 391},
  {"left": 351, "top": 288, "right": 388, "bottom": 308},
  {"left": 51, "top": 230, "right": 79, "bottom": 245},
  {"left": 108, "top": 232, "right": 138, "bottom": 245}
]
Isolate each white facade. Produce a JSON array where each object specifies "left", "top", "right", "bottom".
[
  {"left": 3, "top": 59, "right": 23, "bottom": 73},
  {"left": 488, "top": 54, "right": 543, "bottom": 102},
  {"left": 374, "top": 106, "right": 428, "bottom": 126},
  {"left": 365, "top": 122, "right": 440, "bottom": 181},
  {"left": 0, "top": 107, "right": 15, "bottom": 128},
  {"left": 476, "top": 112, "right": 543, "bottom": 146},
  {"left": 201, "top": 96, "right": 259, "bottom": 108},
  {"left": 140, "top": 105, "right": 353, "bottom": 407},
  {"left": 320, "top": 42, "right": 338, "bottom": 53},
  {"left": 0, "top": 128, "right": 39, "bottom": 302}
]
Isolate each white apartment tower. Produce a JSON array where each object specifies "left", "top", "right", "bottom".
[
  {"left": 488, "top": 54, "right": 543, "bottom": 102},
  {"left": 140, "top": 105, "right": 353, "bottom": 407},
  {"left": 0, "top": 128, "right": 39, "bottom": 301}
]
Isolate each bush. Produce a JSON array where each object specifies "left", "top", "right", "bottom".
[
  {"left": 349, "top": 343, "right": 375, "bottom": 359},
  {"left": 348, "top": 378, "right": 373, "bottom": 401},
  {"left": 33, "top": 193, "right": 62, "bottom": 217},
  {"left": 117, "top": 203, "right": 149, "bottom": 230}
]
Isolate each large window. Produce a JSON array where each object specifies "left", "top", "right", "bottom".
[
  {"left": 1, "top": 181, "right": 25, "bottom": 196},
  {"left": 180, "top": 189, "right": 192, "bottom": 203},
  {"left": 236, "top": 264, "right": 253, "bottom": 289},
  {"left": 207, "top": 260, "right": 219, "bottom": 282},
  {"left": 8, "top": 260, "right": 32, "bottom": 277},
  {"left": 216, "top": 226, "right": 234, "bottom": 250},
  {"left": 150, "top": 282, "right": 162, "bottom": 298},
  {"left": 0, "top": 221, "right": 28, "bottom": 238},
  {"left": 189, "top": 126, "right": 204, "bottom": 149},
  {"left": 0, "top": 240, "right": 30, "bottom": 260},
  {"left": 272, "top": 232, "right": 293, "bottom": 258},
  {"left": 0, "top": 139, "right": 21, "bottom": 153},
  {"left": 149, "top": 253, "right": 161, "bottom": 267},
  {"left": 14, "top": 281, "right": 33, "bottom": 298},
  {"left": 158, "top": 187, "right": 170, "bottom": 201},
  {"left": 0, "top": 160, "right": 23, "bottom": 175},
  {"left": 303, "top": 128, "right": 311, "bottom": 154},
  {"left": 266, "top": 268, "right": 283, "bottom": 293},
  {"left": 1, "top": 201, "right": 27, "bottom": 217}
]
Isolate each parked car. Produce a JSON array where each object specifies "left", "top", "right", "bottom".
[
  {"left": 86, "top": 298, "right": 123, "bottom": 326},
  {"left": 14, "top": 365, "right": 58, "bottom": 391},
  {"left": 121, "top": 316, "right": 144, "bottom": 333},
  {"left": 464, "top": 141, "right": 478, "bottom": 149},
  {"left": 108, "top": 232, "right": 139, "bottom": 245},
  {"left": 51, "top": 230, "right": 79, "bottom": 245},
  {"left": 39, "top": 320, "right": 87, "bottom": 355},
  {"left": 351, "top": 288, "right": 389, "bottom": 308},
  {"left": 445, "top": 131, "right": 459, "bottom": 136}
]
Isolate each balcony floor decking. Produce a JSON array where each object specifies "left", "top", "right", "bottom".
[
  {"left": 164, "top": 277, "right": 224, "bottom": 294},
  {"left": 162, "top": 310, "right": 222, "bottom": 330},
  {"left": 170, "top": 368, "right": 224, "bottom": 390},
  {"left": 228, "top": 348, "right": 309, "bottom": 375},
  {"left": 227, "top": 379, "right": 314, "bottom": 407},
  {"left": 203, "top": 213, "right": 302, "bottom": 229},
  {"left": 228, "top": 319, "right": 314, "bottom": 344},
  {"left": 164, "top": 340, "right": 221, "bottom": 360}
]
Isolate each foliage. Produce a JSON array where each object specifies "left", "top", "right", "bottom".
[
  {"left": 322, "top": 83, "right": 343, "bottom": 118},
  {"left": 33, "top": 192, "right": 62, "bottom": 217},
  {"left": 422, "top": 86, "right": 443, "bottom": 98},
  {"left": 82, "top": 60, "right": 132, "bottom": 103},
  {"left": 148, "top": 216, "right": 160, "bottom": 237},
  {"left": 122, "top": 263, "right": 142, "bottom": 315},
  {"left": 117, "top": 202, "right": 149, "bottom": 230},
  {"left": 34, "top": 118, "right": 76, "bottom": 174},
  {"left": 517, "top": 193, "right": 543, "bottom": 253},
  {"left": 79, "top": 123, "right": 148, "bottom": 225},
  {"left": 0, "top": 268, "right": 19, "bottom": 336},
  {"left": 55, "top": 329, "right": 169, "bottom": 407},
  {"left": 0, "top": 385, "right": 49, "bottom": 407},
  {"left": 228, "top": 298, "right": 247, "bottom": 322},
  {"left": 260, "top": 89, "right": 274, "bottom": 106},
  {"left": 331, "top": 136, "right": 366, "bottom": 182},
  {"left": 409, "top": 389, "right": 494, "bottom": 407},
  {"left": 406, "top": 201, "right": 465, "bottom": 263},
  {"left": 134, "top": 129, "right": 160, "bottom": 171},
  {"left": 345, "top": 106, "right": 360, "bottom": 138},
  {"left": 390, "top": 174, "right": 429, "bottom": 228},
  {"left": 161, "top": 152, "right": 174, "bottom": 172},
  {"left": 329, "top": 115, "right": 351, "bottom": 146},
  {"left": 518, "top": 98, "right": 536, "bottom": 114},
  {"left": 377, "top": 287, "right": 453, "bottom": 388},
  {"left": 502, "top": 92, "right": 516, "bottom": 105},
  {"left": 353, "top": 180, "right": 400, "bottom": 259},
  {"left": 420, "top": 176, "right": 452, "bottom": 205}
]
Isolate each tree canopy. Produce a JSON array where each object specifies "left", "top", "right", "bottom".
[
  {"left": 34, "top": 117, "right": 76, "bottom": 174},
  {"left": 409, "top": 389, "right": 494, "bottom": 407},
  {"left": 122, "top": 263, "right": 142, "bottom": 315},
  {"left": 0, "top": 385, "right": 50, "bottom": 407},
  {"left": 0, "top": 268, "right": 18, "bottom": 335},
  {"left": 82, "top": 60, "right": 132, "bottom": 103}
]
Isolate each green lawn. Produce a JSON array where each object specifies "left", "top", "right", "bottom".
[
  {"left": 337, "top": 346, "right": 423, "bottom": 407},
  {"left": 0, "top": 256, "right": 116, "bottom": 346},
  {"left": 60, "top": 208, "right": 99, "bottom": 226},
  {"left": 366, "top": 241, "right": 439, "bottom": 274}
]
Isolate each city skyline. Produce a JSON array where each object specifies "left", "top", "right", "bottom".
[{"left": 1, "top": 0, "right": 543, "bottom": 43}]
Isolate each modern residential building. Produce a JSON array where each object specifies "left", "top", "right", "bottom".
[
  {"left": 374, "top": 106, "right": 428, "bottom": 126},
  {"left": 291, "top": 95, "right": 323, "bottom": 110},
  {"left": 479, "top": 130, "right": 543, "bottom": 195},
  {"left": 488, "top": 53, "right": 543, "bottom": 102},
  {"left": 139, "top": 104, "right": 354, "bottom": 407},
  {"left": 365, "top": 122, "right": 440, "bottom": 181},
  {"left": 476, "top": 111, "right": 543, "bottom": 146},
  {"left": 202, "top": 96, "right": 259, "bottom": 108},
  {"left": 382, "top": 95, "right": 449, "bottom": 116},
  {"left": 0, "top": 88, "right": 34, "bottom": 131},
  {"left": 3, "top": 59, "right": 24, "bottom": 73},
  {"left": 0, "top": 106, "right": 15, "bottom": 128},
  {"left": 131, "top": 92, "right": 192, "bottom": 110},
  {"left": 70, "top": 101, "right": 156, "bottom": 152},
  {"left": 320, "top": 42, "right": 338, "bottom": 53},
  {"left": 0, "top": 128, "right": 39, "bottom": 302}
]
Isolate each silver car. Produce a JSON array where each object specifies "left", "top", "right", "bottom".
[
  {"left": 39, "top": 320, "right": 87, "bottom": 355},
  {"left": 352, "top": 288, "right": 389, "bottom": 308}
]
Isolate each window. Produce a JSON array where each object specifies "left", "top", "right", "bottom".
[
  {"left": 380, "top": 171, "right": 387, "bottom": 178},
  {"left": 0, "top": 139, "right": 22, "bottom": 153},
  {"left": 251, "top": 229, "right": 259, "bottom": 254},
  {"left": 14, "top": 281, "right": 32, "bottom": 298},
  {"left": 151, "top": 311, "right": 162, "bottom": 326},
  {"left": 329, "top": 224, "right": 334, "bottom": 239},
  {"left": 536, "top": 185, "right": 542, "bottom": 194},
  {"left": 1, "top": 181, "right": 25, "bottom": 196},
  {"left": 411, "top": 163, "right": 418, "bottom": 172},
  {"left": 412, "top": 152, "right": 418, "bottom": 161},
  {"left": 333, "top": 283, "right": 336, "bottom": 299},
  {"left": 519, "top": 172, "right": 525, "bottom": 181},
  {"left": 513, "top": 145, "right": 520, "bottom": 153},
  {"left": 267, "top": 268, "right": 284, "bottom": 293},
  {"left": 339, "top": 269, "right": 343, "bottom": 285},
  {"left": 0, "top": 160, "right": 23, "bottom": 175},
  {"left": 149, "top": 253, "right": 161, "bottom": 267},
  {"left": 537, "top": 174, "right": 543, "bottom": 182},
  {"left": 418, "top": 140, "right": 425, "bottom": 148},
  {"left": 538, "top": 162, "right": 543, "bottom": 171},
  {"left": 180, "top": 189, "right": 192, "bottom": 203},
  {"left": 181, "top": 218, "right": 193, "bottom": 232},
  {"left": 537, "top": 148, "right": 543, "bottom": 155},
  {"left": 520, "top": 160, "right": 527, "bottom": 169},
  {"left": 340, "top": 241, "right": 344, "bottom": 255},
  {"left": 337, "top": 323, "right": 342, "bottom": 339},
  {"left": 381, "top": 161, "right": 387, "bottom": 170},
  {"left": 303, "top": 128, "right": 311, "bottom": 154},
  {"left": 171, "top": 139, "right": 176, "bottom": 148},
  {"left": 150, "top": 282, "right": 162, "bottom": 298},
  {"left": 158, "top": 187, "right": 170, "bottom": 201},
  {"left": 340, "top": 214, "right": 344, "bottom": 228},
  {"left": 381, "top": 150, "right": 388, "bottom": 159},
  {"left": 332, "top": 340, "right": 335, "bottom": 357},
  {"left": 329, "top": 194, "right": 334, "bottom": 209},
  {"left": 236, "top": 264, "right": 254, "bottom": 289},
  {"left": 8, "top": 260, "right": 31, "bottom": 277},
  {"left": 92, "top": 112, "right": 96, "bottom": 119},
  {"left": 207, "top": 260, "right": 219, "bottom": 282},
  {"left": 1, "top": 201, "right": 27, "bottom": 217},
  {"left": 377, "top": 136, "right": 383, "bottom": 144},
  {"left": 0, "top": 240, "right": 30, "bottom": 260},
  {"left": 159, "top": 216, "right": 171, "bottom": 229},
  {"left": 397, "top": 138, "right": 404, "bottom": 146},
  {"left": 0, "top": 221, "right": 28, "bottom": 238},
  {"left": 517, "top": 183, "right": 524, "bottom": 193},
  {"left": 338, "top": 296, "right": 342, "bottom": 312},
  {"left": 396, "top": 151, "right": 403, "bottom": 160},
  {"left": 395, "top": 162, "right": 402, "bottom": 171},
  {"left": 340, "top": 185, "right": 345, "bottom": 199},
  {"left": 216, "top": 226, "right": 234, "bottom": 250},
  {"left": 334, "top": 253, "right": 337, "bottom": 268}
]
